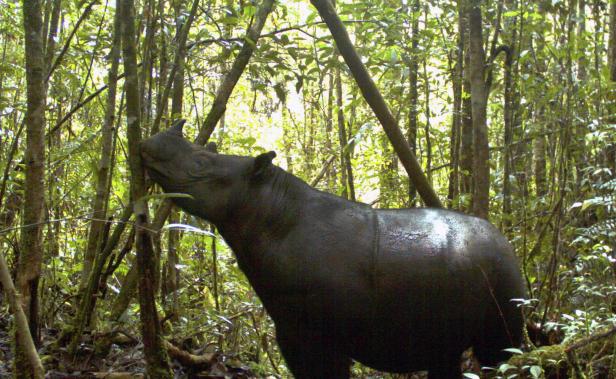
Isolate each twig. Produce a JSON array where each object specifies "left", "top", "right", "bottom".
[{"left": 46, "top": 0, "right": 99, "bottom": 82}]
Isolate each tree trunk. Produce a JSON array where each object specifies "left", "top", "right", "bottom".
[
  {"left": 611, "top": 0, "right": 616, "bottom": 82},
  {"left": 501, "top": 0, "right": 519, "bottom": 232},
  {"left": 120, "top": 0, "right": 172, "bottom": 376},
  {"left": 407, "top": 0, "right": 420, "bottom": 206},
  {"left": 574, "top": 0, "right": 588, "bottom": 188},
  {"left": 44, "top": 0, "right": 61, "bottom": 75},
  {"left": 608, "top": 0, "right": 616, "bottom": 175},
  {"left": 336, "top": 70, "right": 355, "bottom": 201},
  {"left": 164, "top": 209, "right": 180, "bottom": 320},
  {"left": 15, "top": 0, "right": 47, "bottom": 377},
  {"left": 467, "top": 0, "right": 489, "bottom": 219},
  {"left": 80, "top": 0, "right": 121, "bottom": 292},
  {"left": 162, "top": 0, "right": 189, "bottom": 320},
  {"left": 459, "top": 0, "right": 473, "bottom": 212},
  {"left": 422, "top": 42, "right": 432, "bottom": 184},
  {"left": 448, "top": 8, "right": 462, "bottom": 209},
  {"left": 325, "top": 72, "right": 335, "bottom": 188},
  {"left": 533, "top": 1, "right": 549, "bottom": 198}
]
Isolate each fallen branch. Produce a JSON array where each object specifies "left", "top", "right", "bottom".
[
  {"left": 565, "top": 325, "right": 616, "bottom": 353},
  {"left": 0, "top": 251, "right": 45, "bottom": 378},
  {"left": 163, "top": 340, "right": 218, "bottom": 369}
]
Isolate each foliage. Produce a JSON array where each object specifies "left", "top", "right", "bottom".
[{"left": 0, "top": 0, "right": 615, "bottom": 377}]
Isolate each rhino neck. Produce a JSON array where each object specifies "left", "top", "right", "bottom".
[{"left": 215, "top": 167, "right": 309, "bottom": 271}]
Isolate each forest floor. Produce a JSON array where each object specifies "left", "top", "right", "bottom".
[{"left": 0, "top": 314, "right": 260, "bottom": 379}]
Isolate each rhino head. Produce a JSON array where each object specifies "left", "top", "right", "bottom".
[{"left": 140, "top": 119, "right": 276, "bottom": 223}]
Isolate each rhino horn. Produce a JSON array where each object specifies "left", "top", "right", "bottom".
[{"left": 169, "top": 119, "right": 186, "bottom": 137}]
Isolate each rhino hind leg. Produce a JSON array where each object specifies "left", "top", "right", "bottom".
[
  {"left": 473, "top": 286, "right": 525, "bottom": 368},
  {"left": 275, "top": 324, "right": 350, "bottom": 379}
]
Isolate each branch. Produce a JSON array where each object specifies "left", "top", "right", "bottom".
[
  {"left": 46, "top": 0, "right": 99, "bottom": 82},
  {"left": 187, "top": 20, "right": 378, "bottom": 50},
  {"left": 565, "top": 325, "right": 616, "bottom": 354},
  {"left": 163, "top": 340, "right": 218, "bottom": 369}
]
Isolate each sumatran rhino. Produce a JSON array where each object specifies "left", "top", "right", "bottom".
[{"left": 140, "top": 120, "right": 526, "bottom": 379}]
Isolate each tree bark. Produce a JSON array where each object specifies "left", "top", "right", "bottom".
[
  {"left": 422, "top": 41, "right": 432, "bottom": 183},
  {"left": 533, "top": 1, "right": 549, "bottom": 198},
  {"left": 459, "top": 0, "right": 473, "bottom": 211},
  {"left": 162, "top": 0, "right": 190, "bottom": 320},
  {"left": 608, "top": 0, "right": 616, "bottom": 175},
  {"left": 15, "top": 0, "right": 47, "bottom": 377},
  {"left": 120, "top": 0, "right": 171, "bottom": 376},
  {"left": 44, "top": 0, "right": 61, "bottom": 75},
  {"left": 310, "top": 0, "right": 442, "bottom": 208},
  {"left": 335, "top": 71, "right": 355, "bottom": 201},
  {"left": 467, "top": 0, "right": 490, "bottom": 219},
  {"left": 574, "top": 0, "right": 588, "bottom": 187},
  {"left": 407, "top": 0, "right": 420, "bottom": 206},
  {"left": 501, "top": 0, "right": 519, "bottom": 232},
  {"left": 611, "top": 0, "right": 616, "bottom": 82},
  {"left": 448, "top": 11, "right": 462, "bottom": 209}
]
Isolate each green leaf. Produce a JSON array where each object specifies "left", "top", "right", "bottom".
[
  {"left": 503, "top": 348, "right": 524, "bottom": 355},
  {"left": 243, "top": 5, "right": 256, "bottom": 18},
  {"left": 306, "top": 11, "right": 318, "bottom": 24},
  {"left": 530, "top": 365, "right": 542, "bottom": 378},
  {"left": 463, "top": 373, "right": 480, "bottom": 379},
  {"left": 498, "top": 363, "right": 516, "bottom": 373}
]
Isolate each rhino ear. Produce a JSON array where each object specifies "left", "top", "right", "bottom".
[
  {"left": 205, "top": 142, "right": 218, "bottom": 153},
  {"left": 252, "top": 151, "right": 276, "bottom": 178},
  {"left": 169, "top": 119, "right": 186, "bottom": 137}
]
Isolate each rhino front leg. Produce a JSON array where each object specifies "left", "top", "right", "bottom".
[{"left": 275, "top": 323, "right": 350, "bottom": 379}]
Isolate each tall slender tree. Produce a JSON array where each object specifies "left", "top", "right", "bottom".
[
  {"left": 407, "top": 0, "right": 420, "bottom": 206},
  {"left": 120, "top": 0, "right": 172, "bottom": 375},
  {"left": 467, "top": 0, "right": 490, "bottom": 219},
  {"left": 459, "top": 0, "right": 474, "bottom": 211},
  {"left": 15, "top": 0, "right": 47, "bottom": 377}
]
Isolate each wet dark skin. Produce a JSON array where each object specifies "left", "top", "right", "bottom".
[{"left": 141, "top": 120, "right": 526, "bottom": 379}]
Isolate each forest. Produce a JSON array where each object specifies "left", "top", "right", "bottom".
[{"left": 0, "top": 0, "right": 615, "bottom": 377}]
